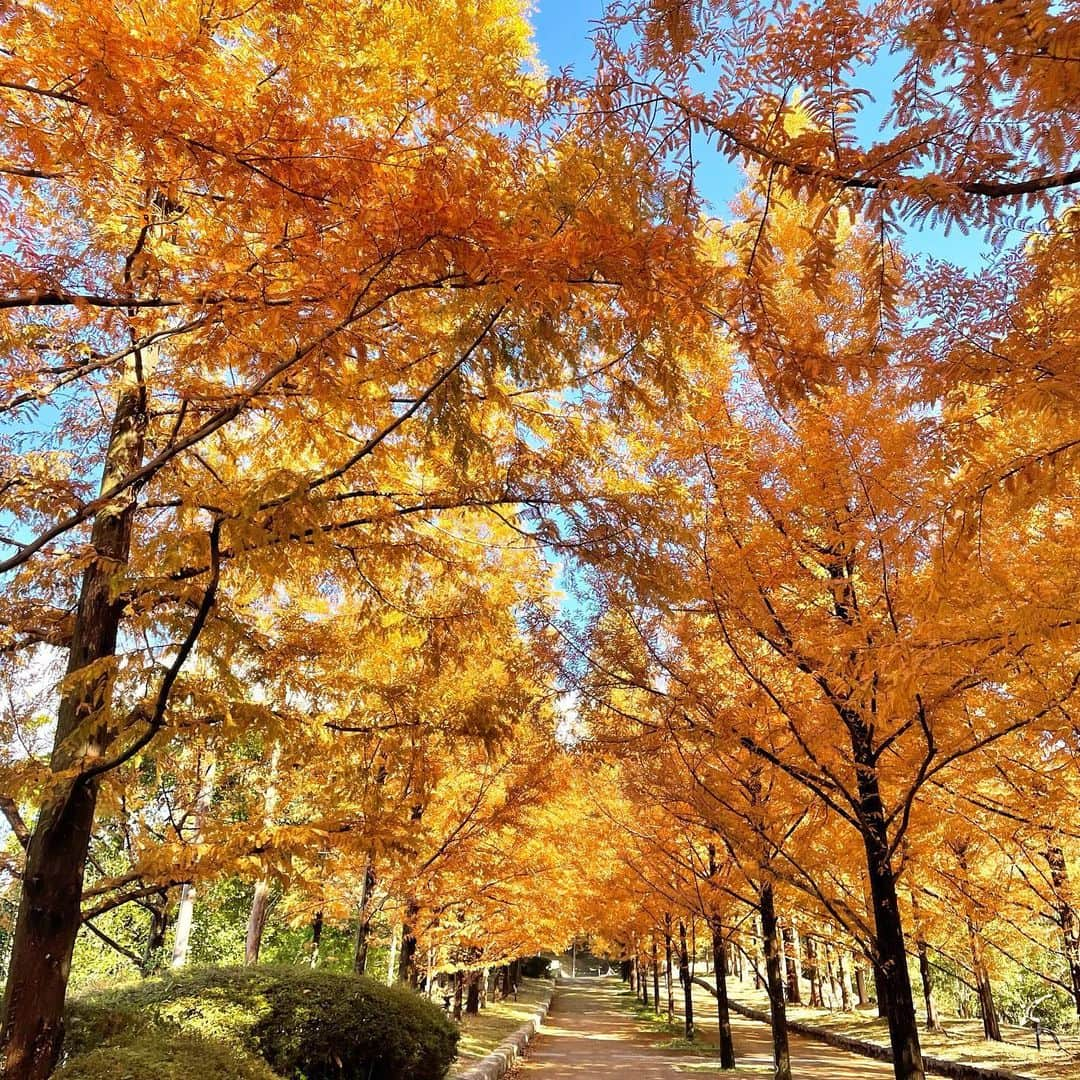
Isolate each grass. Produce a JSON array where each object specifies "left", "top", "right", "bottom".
[
  {"left": 618, "top": 986, "right": 774, "bottom": 1076},
  {"left": 694, "top": 973, "right": 1080, "bottom": 1079},
  {"left": 610, "top": 973, "right": 1080, "bottom": 1078},
  {"left": 446, "top": 976, "right": 552, "bottom": 1078}
]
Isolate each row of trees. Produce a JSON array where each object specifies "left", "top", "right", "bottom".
[{"left": 1, "top": 0, "right": 1076, "bottom": 1078}]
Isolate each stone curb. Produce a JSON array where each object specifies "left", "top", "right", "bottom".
[
  {"left": 725, "top": 997, "right": 1033, "bottom": 1080},
  {"left": 455, "top": 979, "right": 556, "bottom": 1080}
]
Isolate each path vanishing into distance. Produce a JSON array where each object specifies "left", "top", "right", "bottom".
[{"left": 517, "top": 978, "right": 897, "bottom": 1078}]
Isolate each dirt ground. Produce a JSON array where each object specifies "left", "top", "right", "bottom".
[{"left": 516, "top": 977, "right": 897, "bottom": 1077}]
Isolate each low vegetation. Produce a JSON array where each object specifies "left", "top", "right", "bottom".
[{"left": 61, "top": 966, "right": 458, "bottom": 1080}]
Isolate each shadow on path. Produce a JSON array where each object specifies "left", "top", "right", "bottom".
[{"left": 517, "top": 977, "right": 897, "bottom": 1077}]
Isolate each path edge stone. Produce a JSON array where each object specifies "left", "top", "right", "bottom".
[
  {"left": 454, "top": 978, "right": 557, "bottom": 1080},
  {"left": 723, "top": 995, "right": 1034, "bottom": 1080}
]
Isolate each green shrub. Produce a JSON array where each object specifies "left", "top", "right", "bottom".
[
  {"left": 54, "top": 1033, "right": 280, "bottom": 1080},
  {"left": 64, "top": 965, "right": 458, "bottom": 1080}
]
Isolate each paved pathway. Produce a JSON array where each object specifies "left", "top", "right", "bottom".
[{"left": 518, "top": 978, "right": 897, "bottom": 1077}]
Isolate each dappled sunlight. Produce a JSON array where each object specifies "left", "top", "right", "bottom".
[{"left": 518, "top": 978, "right": 902, "bottom": 1078}]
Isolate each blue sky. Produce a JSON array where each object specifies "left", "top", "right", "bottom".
[{"left": 530, "top": 0, "right": 993, "bottom": 271}]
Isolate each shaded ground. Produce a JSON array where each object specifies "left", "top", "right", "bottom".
[
  {"left": 516, "top": 977, "right": 896, "bottom": 1077},
  {"left": 448, "top": 978, "right": 552, "bottom": 1078},
  {"left": 721, "top": 978, "right": 1080, "bottom": 1080}
]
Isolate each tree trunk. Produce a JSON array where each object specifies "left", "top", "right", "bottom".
[
  {"left": 245, "top": 879, "right": 272, "bottom": 965},
  {"left": 665, "top": 916, "right": 675, "bottom": 1024},
  {"left": 823, "top": 940, "right": 839, "bottom": 1009},
  {"left": 782, "top": 923, "right": 802, "bottom": 1004},
  {"left": 873, "top": 957, "right": 891, "bottom": 1018},
  {"left": 652, "top": 937, "right": 661, "bottom": 1014},
  {"left": 353, "top": 859, "right": 376, "bottom": 974},
  {"left": 398, "top": 902, "right": 419, "bottom": 987},
  {"left": 309, "top": 910, "right": 323, "bottom": 967},
  {"left": 967, "top": 919, "right": 1002, "bottom": 1041},
  {"left": 710, "top": 915, "right": 736, "bottom": 1069},
  {"left": 465, "top": 970, "right": 481, "bottom": 1015},
  {"left": 386, "top": 923, "right": 400, "bottom": 987},
  {"left": 837, "top": 948, "right": 853, "bottom": 1011},
  {"left": 141, "top": 892, "right": 170, "bottom": 976},
  {"left": 453, "top": 970, "right": 464, "bottom": 1020},
  {"left": 855, "top": 963, "right": 868, "bottom": 1006},
  {"left": 171, "top": 883, "right": 198, "bottom": 968},
  {"left": 916, "top": 937, "right": 937, "bottom": 1031},
  {"left": 753, "top": 918, "right": 764, "bottom": 990},
  {"left": 805, "top": 934, "right": 822, "bottom": 1006},
  {"left": 678, "top": 919, "right": 694, "bottom": 1041},
  {"left": 1046, "top": 845, "right": 1080, "bottom": 1019},
  {"left": 760, "top": 881, "right": 792, "bottom": 1080},
  {"left": 0, "top": 346, "right": 150, "bottom": 1080},
  {"left": 852, "top": 730, "right": 926, "bottom": 1080}
]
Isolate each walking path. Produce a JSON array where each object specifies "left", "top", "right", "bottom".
[{"left": 517, "top": 977, "right": 897, "bottom": 1077}]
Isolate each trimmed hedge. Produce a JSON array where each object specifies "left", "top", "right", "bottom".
[
  {"left": 54, "top": 1033, "right": 280, "bottom": 1080},
  {"left": 63, "top": 965, "right": 459, "bottom": 1080}
]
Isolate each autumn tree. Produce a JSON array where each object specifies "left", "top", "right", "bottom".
[{"left": 0, "top": 0, "right": 720, "bottom": 1072}]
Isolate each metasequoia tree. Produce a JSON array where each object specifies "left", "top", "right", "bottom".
[
  {"left": 552, "top": 169, "right": 1080, "bottom": 1079},
  {"left": 597, "top": 0, "right": 1078, "bottom": 263},
  {"left": 0, "top": 0, "right": 717, "bottom": 1071}
]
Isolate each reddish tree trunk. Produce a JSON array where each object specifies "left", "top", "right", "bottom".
[{"left": 0, "top": 354, "right": 148, "bottom": 1080}]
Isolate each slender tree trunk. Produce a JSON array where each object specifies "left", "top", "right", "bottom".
[
  {"left": 678, "top": 919, "right": 694, "bottom": 1041},
  {"left": 652, "top": 937, "right": 661, "bottom": 1014},
  {"left": 806, "top": 934, "right": 822, "bottom": 1006},
  {"left": 0, "top": 345, "right": 151, "bottom": 1080},
  {"left": 171, "top": 883, "right": 198, "bottom": 968},
  {"left": 665, "top": 917, "right": 675, "bottom": 1024},
  {"left": 760, "top": 882, "right": 792, "bottom": 1080},
  {"left": 171, "top": 758, "right": 215, "bottom": 970},
  {"left": 823, "top": 940, "right": 839, "bottom": 1009},
  {"left": 245, "top": 879, "right": 272, "bottom": 965},
  {"left": 855, "top": 963, "right": 868, "bottom": 1006},
  {"left": 386, "top": 922, "right": 400, "bottom": 988},
  {"left": 309, "top": 910, "right": 323, "bottom": 967},
  {"left": 398, "top": 901, "right": 419, "bottom": 987},
  {"left": 245, "top": 744, "right": 281, "bottom": 966},
  {"left": 453, "top": 971, "right": 464, "bottom": 1020},
  {"left": 753, "top": 918, "right": 764, "bottom": 990},
  {"left": 353, "top": 858, "right": 376, "bottom": 975},
  {"left": 910, "top": 894, "right": 938, "bottom": 1031},
  {"left": 707, "top": 845, "right": 735, "bottom": 1069},
  {"left": 140, "top": 891, "right": 170, "bottom": 976},
  {"left": 710, "top": 915, "right": 736, "bottom": 1069},
  {"left": 782, "top": 923, "right": 802, "bottom": 1004},
  {"left": 967, "top": 919, "right": 1002, "bottom": 1041},
  {"left": 837, "top": 948, "right": 853, "bottom": 1011}
]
